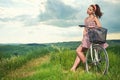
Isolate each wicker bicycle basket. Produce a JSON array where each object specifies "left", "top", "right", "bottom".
[{"left": 88, "top": 27, "right": 107, "bottom": 44}]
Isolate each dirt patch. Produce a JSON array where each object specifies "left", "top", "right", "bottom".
[{"left": 4, "top": 55, "right": 50, "bottom": 79}]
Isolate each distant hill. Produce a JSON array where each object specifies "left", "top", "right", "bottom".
[
  {"left": 48, "top": 40, "right": 120, "bottom": 49},
  {"left": 0, "top": 43, "right": 47, "bottom": 58},
  {"left": 27, "top": 43, "right": 46, "bottom": 47},
  {"left": 107, "top": 40, "right": 120, "bottom": 46},
  {"left": 0, "top": 40, "right": 119, "bottom": 56},
  {"left": 109, "top": 40, "right": 120, "bottom": 43}
]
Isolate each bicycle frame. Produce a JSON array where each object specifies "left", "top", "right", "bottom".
[
  {"left": 90, "top": 44, "right": 94, "bottom": 62},
  {"left": 89, "top": 43, "right": 99, "bottom": 64}
]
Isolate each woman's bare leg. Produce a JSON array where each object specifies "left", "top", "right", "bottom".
[
  {"left": 71, "top": 46, "right": 86, "bottom": 71},
  {"left": 71, "top": 56, "right": 80, "bottom": 71},
  {"left": 76, "top": 46, "right": 86, "bottom": 63}
]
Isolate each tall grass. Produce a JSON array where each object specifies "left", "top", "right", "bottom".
[
  {"left": 49, "top": 45, "right": 120, "bottom": 80},
  {"left": 0, "top": 47, "right": 50, "bottom": 79},
  {"left": 50, "top": 48, "right": 76, "bottom": 70},
  {"left": 1, "top": 45, "right": 120, "bottom": 80}
]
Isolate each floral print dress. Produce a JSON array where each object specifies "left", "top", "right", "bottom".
[{"left": 81, "top": 17, "right": 108, "bottom": 48}]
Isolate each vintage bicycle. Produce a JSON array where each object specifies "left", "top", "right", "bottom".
[{"left": 79, "top": 25, "right": 109, "bottom": 75}]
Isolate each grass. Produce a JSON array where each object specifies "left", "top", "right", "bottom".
[
  {"left": 1, "top": 45, "right": 120, "bottom": 80},
  {"left": 0, "top": 47, "right": 50, "bottom": 79},
  {"left": 3, "top": 55, "right": 49, "bottom": 80}
]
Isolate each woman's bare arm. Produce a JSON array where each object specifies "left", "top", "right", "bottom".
[{"left": 94, "top": 17, "right": 102, "bottom": 27}]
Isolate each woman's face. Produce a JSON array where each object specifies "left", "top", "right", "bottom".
[{"left": 87, "top": 6, "right": 94, "bottom": 15}]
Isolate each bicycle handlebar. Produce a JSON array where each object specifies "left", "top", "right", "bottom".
[{"left": 78, "top": 25, "right": 86, "bottom": 27}]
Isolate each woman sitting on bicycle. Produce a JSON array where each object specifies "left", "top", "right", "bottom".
[{"left": 71, "top": 4, "right": 108, "bottom": 71}]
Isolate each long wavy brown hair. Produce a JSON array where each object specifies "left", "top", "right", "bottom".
[{"left": 91, "top": 4, "right": 103, "bottom": 18}]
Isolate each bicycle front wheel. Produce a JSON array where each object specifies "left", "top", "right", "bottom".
[{"left": 86, "top": 44, "right": 109, "bottom": 75}]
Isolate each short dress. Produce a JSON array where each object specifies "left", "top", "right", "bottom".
[{"left": 81, "top": 17, "right": 108, "bottom": 49}]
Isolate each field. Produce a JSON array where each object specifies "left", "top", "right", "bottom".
[{"left": 0, "top": 40, "right": 120, "bottom": 80}]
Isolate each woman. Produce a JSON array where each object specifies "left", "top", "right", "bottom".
[{"left": 71, "top": 4, "right": 108, "bottom": 71}]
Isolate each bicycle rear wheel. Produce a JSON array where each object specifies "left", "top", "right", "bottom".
[{"left": 86, "top": 44, "right": 109, "bottom": 75}]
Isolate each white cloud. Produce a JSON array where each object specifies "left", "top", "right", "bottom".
[
  {"left": 107, "top": 33, "right": 120, "bottom": 40},
  {"left": 11, "top": 0, "right": 47, "bottom": 13},
  {"left": 0, "top": 0, "right": 47, "bottom": 18},
  {"left": 103, "top": 0, "right": 120, "bottom": 4},
  {"left": 0, "top": 20, "right": 83, "bottom": 43},
  {"left": 0, "top": 0, "right": 120, "bottom": 43},
  {"left": 0, "top": 20, "right": 119, "bottom": 43},
  {"left": 0, "top": 7, "right": 39, "bottom": 19},
  {"left": 61, "top": 0, "right": 94, "bottom": 8}
]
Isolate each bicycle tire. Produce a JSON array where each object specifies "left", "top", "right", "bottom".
[{"left": 86, "top": 44, "right": 109, "bottom": 75}]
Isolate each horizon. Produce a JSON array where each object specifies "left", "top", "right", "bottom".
[{"left": 0, "top": 39, "right": 120, "bottom": 44}]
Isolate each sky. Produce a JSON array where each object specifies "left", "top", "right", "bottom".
[{"left": 0, "top": 0, "right": 120, "bottom": 43}]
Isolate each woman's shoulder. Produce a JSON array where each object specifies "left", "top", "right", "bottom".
[
  {"left": 93, "top": 16, "right": 100, "bottom": 23},
  {"left": 85, "top": 17, "right": 89, "bottom": 19},
  {"left": 85, "top": 17, "right": 89, "bottom": 21},
  {"left": 94, "top": 16, "right": 99, "bottom": 21}
]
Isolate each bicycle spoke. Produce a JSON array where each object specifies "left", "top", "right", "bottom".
[
  {"left": 86, "top": 44, "right": 109, "bottom": 75},
  {"left": 96, "top": 63, "right": 105, "bottom": 74}
]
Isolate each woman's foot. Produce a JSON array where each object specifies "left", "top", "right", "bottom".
[{"left": 70, "top": 67, "right": 76, "bottom": 72}]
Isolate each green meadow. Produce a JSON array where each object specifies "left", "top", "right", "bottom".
[{"left": 0, "top": 40, "right": 120, "bottom": 80}]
